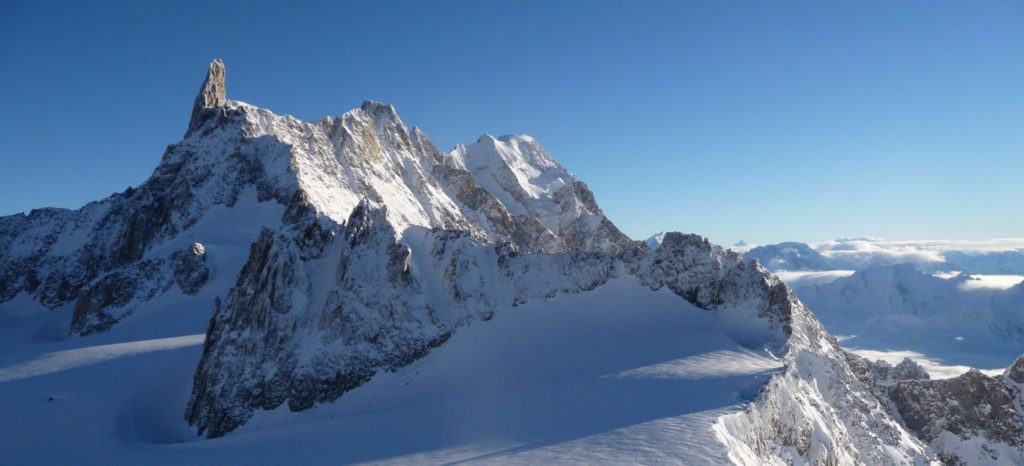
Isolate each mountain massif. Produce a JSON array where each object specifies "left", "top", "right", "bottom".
[{"left": 3, "top": 61, "right": 1024, "bottom": 465}]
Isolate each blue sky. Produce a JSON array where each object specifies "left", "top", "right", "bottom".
[{"left": 1, "top": 1, "right": 1022, "bottom": 245}]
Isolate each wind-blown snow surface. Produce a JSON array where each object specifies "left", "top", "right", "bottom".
[{"left": 0, "top": 276, "right": 784, "bottom": 465}]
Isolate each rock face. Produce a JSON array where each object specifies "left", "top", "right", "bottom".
[
  {"left": 889, "top": 371, "right": 1019, "bottom": 447},
  {"left": 69, "top": 242, "right": 211, "bottom": 335},
  {"left": 887, "top": 369, "right": 1024, "bottom": 464},
  {"left": 186, "top": 204, "right": 449, "bottom": 437},
  {"left": 837, "top": 352, "right": 1024, "bottom": 464},
  {"left": 188, "top": 59, "right": 226, "bottom": 135},
  {"left": 186, "top": 198, "right": 621, "bottom": 437},
  {"left": 1007, "top": 354, "right": 1024, "bottom": 384},
  {"left": 845, "top": 353, "right": 931, "bottom": 387},
  {"left": 633, "top": 233, "right": 794, "bottom": 347},
  {"left": 70, "top": 257, "right": 169, "bottom": 335},
  {"left": 170, "top": 242, "right": 209, "bottom": 295}
]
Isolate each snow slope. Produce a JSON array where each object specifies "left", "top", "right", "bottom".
[{"left": 0, "top": 276, "right": 782, "bottom": 465}]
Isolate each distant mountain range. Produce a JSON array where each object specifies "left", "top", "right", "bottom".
[{"left": 721, "top": 237, "right": 1024, "bottom": 372}]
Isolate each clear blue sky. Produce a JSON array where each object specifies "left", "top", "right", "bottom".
[{"left": 1, "top": 1, "right": 1022, "bottom": 246}]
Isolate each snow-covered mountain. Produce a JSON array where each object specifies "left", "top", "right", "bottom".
[
  {"left": 745, "top": 238, "right": 1024, "bottom": 377},
  {"left": 792, "top": 265, "right": 1024, "bottom": 369},
  {"left": 3, "top": 60, "right": 1021, "bottom": 464},
  {"left": 745, "top": 242, "right": 838, "bottom": 272}
]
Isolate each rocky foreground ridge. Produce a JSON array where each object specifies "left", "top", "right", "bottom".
[{"left": 3, "top": 61, "right": 1023, "bottom": 464}]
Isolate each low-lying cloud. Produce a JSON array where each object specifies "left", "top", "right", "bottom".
[{"left": 815, "top": 238, "right": 1024, "bottom": 269}]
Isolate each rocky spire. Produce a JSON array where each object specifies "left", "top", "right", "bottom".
[{"left": 187, "top": 59, "right": 227, "bottom": 135}]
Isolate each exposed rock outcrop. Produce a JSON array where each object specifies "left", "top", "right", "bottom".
[
  {"left": 1007, "top": 354, "right": 1024, "bottom": 384},
  {"left": 845, "top": 352, "right": 931, "bottom": 388},
  {"left": 633, "top": 233, "right": 793, "bottom": 347},
  {"left": 888, "top": 369, "right": 1022, "bottom": 464},
  {"left": 836, "top": 351, "right": 1024, "bottom": 464},
  {"left": 171, "top": 242, "right": 209, "bottom": 295},
  {"left": 187, "top": 59, "right": 226, "bottom": 135},
  {"left": 186, "top": 199, "right": 621, "bottom": 437},
  {"left": 70, "top": 242, "right": 213, "bottom": 335},
  {"left": 70, "top": 258, "right": 170, "bottom": 335},
  {"left": 890, "top": 370, "right": 1018, "bottom": 444}
]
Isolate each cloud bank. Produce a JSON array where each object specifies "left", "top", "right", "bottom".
[{"left": 814, "top": 238, "right": 1024, "bottom": 269}]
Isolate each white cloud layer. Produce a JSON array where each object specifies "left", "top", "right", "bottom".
[{"left": 812, "top": 238, "right": 1024, "bottom": 267}]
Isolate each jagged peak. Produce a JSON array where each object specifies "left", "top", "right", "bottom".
[
  {"left": 656, "top": 232, "right": 713, "bottom": 251},
  {"left": 408, "top": 126, "right": 442, "bottom": 157},
  {"left": 354, "top": 100, "right": 414, "bottom": 148},
  {"left": 359, "top": 100, "right": 400, "bottom": 120},
  {"left": 893, "top": 357, "right": 930, "bottom": 380},
  {"left": 187, "top": 59, "right": 227, "bottom": 135},
  {"left": 1006, "top": 354, "right": 1024, "bottom": 384},
  {"left": 200, "top": 59, "right": 227, "bottom": 106},
  {"left": 344, "top": 198, "right": 393, "bottom": 246}
]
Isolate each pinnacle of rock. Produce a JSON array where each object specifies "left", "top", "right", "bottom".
[{"left": 187, "top": 59, "right": 227, "bottom": 135}]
